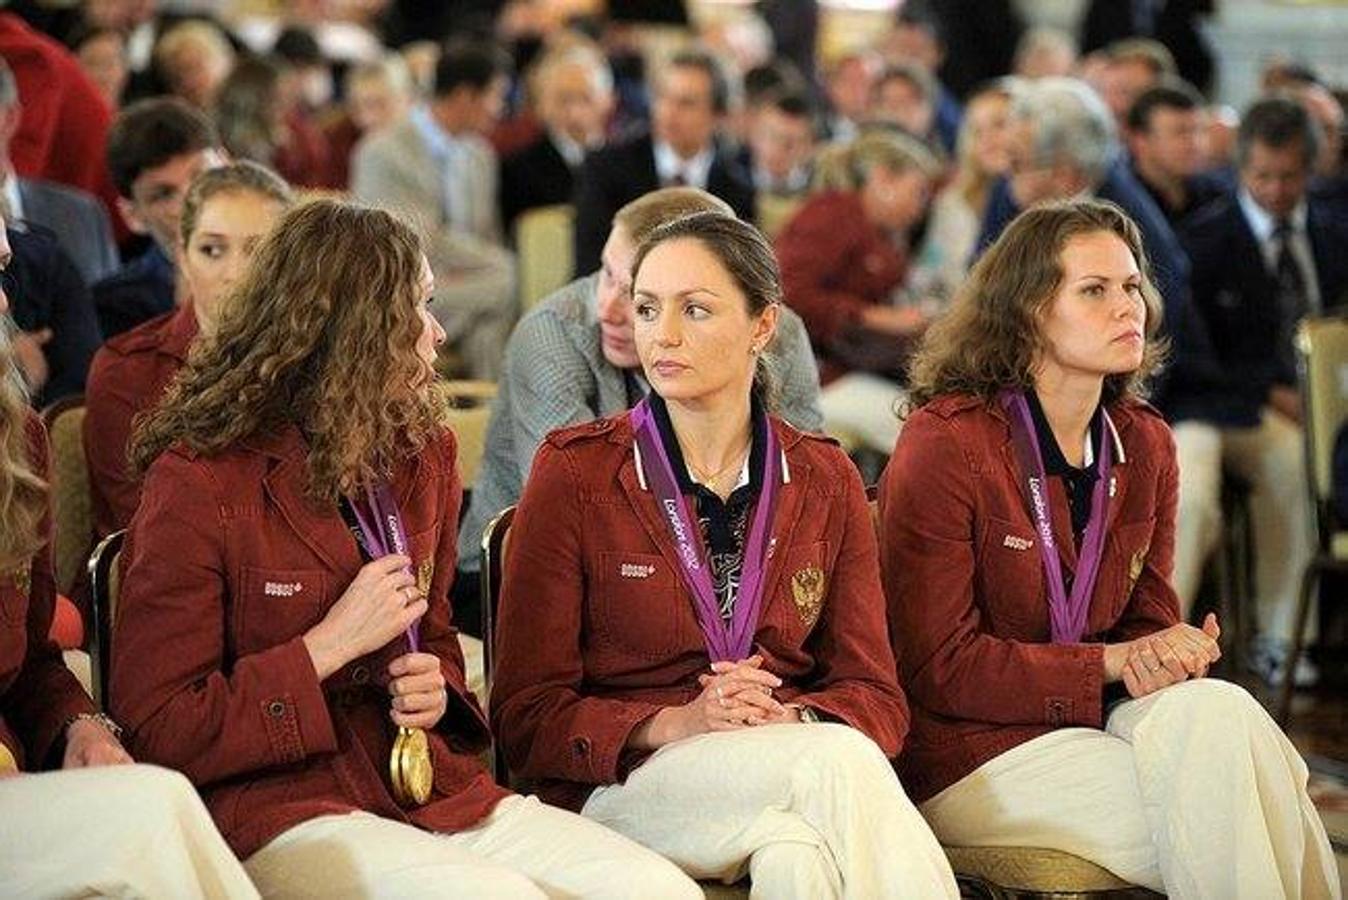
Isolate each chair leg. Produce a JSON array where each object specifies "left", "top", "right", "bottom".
[{"left": 1277, "top": 562, "right": 1320, "bottom": 727}]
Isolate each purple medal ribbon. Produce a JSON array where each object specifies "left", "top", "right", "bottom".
[
  {"left": 1000, "top": 390, "right": 1113, "bottom": 644},
  {"left": 347, "top": 483, "right": 420, "bottom": 652},
  {"left": 629, "top": 397, "right": 781, "bottom": 662}
]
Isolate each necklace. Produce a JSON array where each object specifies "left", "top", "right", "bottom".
[{"left": 686, "top": 438, "right": 751, "bottom": 489}]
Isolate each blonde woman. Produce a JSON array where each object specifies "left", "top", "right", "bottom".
[
  {"left": 0, "top": 214, "right": 256, "bottom": 898},
  {"left": 776, "top": 129, "right": 940, "bottom": 452}
]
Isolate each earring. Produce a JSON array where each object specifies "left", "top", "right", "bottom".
[{"left": 749, "top": 344, "right": 760, "bottom": 356}]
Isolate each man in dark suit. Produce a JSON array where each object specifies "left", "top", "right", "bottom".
[
  {"left": 572, "top": 49, "right": 754, "bottom": 274},
  {"left": 1168, "top": 97, "right": 1348, "bottom": 684},
  {"left": 4, "top": 212, "right": 102, "bottom": 405},
  {"left": 1125, "top": 80, "right": 1228, "bottom": 226},
  {"left": 499, "top": 41, "right": 613, "bottom": 233},
  {"left": 0, "top": 49, "right": 118, "bottom": 288}
]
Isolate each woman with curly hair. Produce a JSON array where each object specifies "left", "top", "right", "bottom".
[
  {"left": 110, "top": 199, "right": 698, "bottom": 898},
  {"left": 879, "top": 198, "right": 1338, "bottom": 898},
  {"left": 0, "top": 214, "right": 256, "bottom": 897}
]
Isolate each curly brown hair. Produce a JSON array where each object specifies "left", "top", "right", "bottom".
[
  {"left": 130, "top": 199, "right": 451, "bottom": 500},
  {"left": 906, "top": 198, "right": 1167, "bottom": 411},
  {"left": 0, "top": 330, "right": 46, "bottom": 569}
]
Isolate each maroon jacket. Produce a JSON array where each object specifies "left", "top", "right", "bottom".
[
  {"left": 775, "top": 190, "right": 907, "bottom": 384},
  {"left": 109, "top": 426, "right": 508, "bottom": 857},
  {"left": 0, "top": 413, "right": 97, "bottom": 769},
  {"left": 878, "top": 394, "right": 1180, "bottom": 803},
  {"left": 84, "top": 305, "right": 197, "bottom": 542},
  {"left": 490, "top": 414, "right": 908, "bottom": 812}
]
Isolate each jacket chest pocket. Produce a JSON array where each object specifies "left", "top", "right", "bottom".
[
  {"left": 588, "top": 551, "right": 690, "bottom": 661},
  {"left": 235, "top": 567, "right": 328, "bottom": 655},
  {"left": 975, "top": 515, "right": 1046, "bottom": 636}
]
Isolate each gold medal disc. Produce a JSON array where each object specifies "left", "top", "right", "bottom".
[{"left": 390, "top": 726, "right": 434, "bottom": 806}]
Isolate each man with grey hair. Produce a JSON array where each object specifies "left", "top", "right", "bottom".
[
  {"left": 454, "top": 187, "right": 823, "bottom": 633},
  {"left": 975, "top": 76, "right": 1189, "bottom": 342},
  {"left": 0, "top": 57, "right": 118, "bottom": 287}
]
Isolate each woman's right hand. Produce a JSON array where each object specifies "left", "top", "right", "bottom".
[
  {"left": 303, "top": 554, "right": 425, "bottom": 680},
  {"left": 1103, "top": 614, "right": 1222, "bottom": 686}
]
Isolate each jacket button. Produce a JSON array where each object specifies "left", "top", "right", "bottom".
[
  {"left": 267, "top": 700, "right": 286, "bottom": 717},
  {"left": 351, "top": 665, "right": 370, "bottom": 685},
  {"left": 572, "top": 737, "right": 590, "bottom": 756}
]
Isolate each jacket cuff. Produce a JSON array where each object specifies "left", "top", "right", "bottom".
[
  {"left": 1049, "top": 643, "right": 1105, "bottom": 728},
  {"left": 581, "top": 702, "right": 664, "bottom": 784},
  {"left": 272, "top": 637, "right": 338, "bottom": 760},
  {"left": 31, "top": 685, "right": 98, "bottom": 769}
]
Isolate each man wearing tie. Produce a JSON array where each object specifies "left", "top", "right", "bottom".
[
  {"left": 1169, "top": 96, "right": 1348, "bottom": 684},
  {"left": 571, "top": 49, "right": 755, "bottom": 275}
]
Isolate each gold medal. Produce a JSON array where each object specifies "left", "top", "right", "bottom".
[
  {"left": 390, "top": 726, "right": 433, "bottom": 806},
  {"left": 0, "top": 741, "right": 16, "bottom": 773}
]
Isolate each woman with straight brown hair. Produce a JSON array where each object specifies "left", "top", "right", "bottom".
[
  {"left": 110, "top": 199, "right": 697, "bottom": 898},
  {"left": 880, "top": 197, "right": 1338, "bottom": 899},
  {"left": 493, "top": 211, "right": 957, "bottom": 898}
]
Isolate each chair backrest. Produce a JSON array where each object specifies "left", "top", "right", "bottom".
[
  {"left": 1297, "top": 316, "right": 1348, "bottom": 544},
  {"left": 86, "top": 529, "right": 125, "bottom": 710},
  {"left": 755, "top": 193, "right": 805, "bottom": 240},
  {"left": 479, "top": 504, "right": 515, "bottom": 785},
  {"left": 515, "top": 204, "right": 575, "bottom": 311},
  {"left": 40, "top": 395, "right": 92, "bottom": 596},
  {"left": 444, "top": 380, "right": 498, "bottom": 488}
]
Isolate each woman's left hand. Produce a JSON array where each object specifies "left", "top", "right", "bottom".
[
  {"left": 63, "top": 718, "right": 134, "bottom": 769},
  {"left": 1120, "top": 636, "right": 1189, "bottom": 699},
  {"left": 388, "top": 652, "right": 448, "bottom": 729}
]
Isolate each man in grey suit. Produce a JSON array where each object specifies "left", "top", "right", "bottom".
[
  {"left": 455, "top": 188, "right": 825, "bottom": 632},
  {"left": 0, "top": 57, "right": 118, "bottom": 287},
  {"left": 352, "top": 39, "right": 517, "bottom": 380}
]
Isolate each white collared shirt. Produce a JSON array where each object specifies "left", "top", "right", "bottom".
[
  {"left": 654, "top": 140, "right": 714, "bottom": 189},
  {"left": 1237, "top": 188, "right": 1321, "bottom": 312}
]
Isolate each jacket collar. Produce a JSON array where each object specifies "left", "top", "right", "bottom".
[
  {"left": 162, "top": 304, "right": 200, "bottom": 362},
  {"left": 246, "top": 424, "right": 427, "bottom": 573}
]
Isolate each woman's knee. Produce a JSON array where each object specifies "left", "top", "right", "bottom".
[
  {"left": 790, "top": 724, "right": 896, "bottom": 786},
  {"left": 1148, "top": 678, "right": 1272, "bottom": 736}
]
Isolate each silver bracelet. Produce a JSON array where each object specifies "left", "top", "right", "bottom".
[{"left": 65, "top": 712, "right": 123, "bottom": 740}]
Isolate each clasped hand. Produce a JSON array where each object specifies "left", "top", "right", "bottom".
[
  {"left": 1111, "top": 613, "right": 1222, "bottom": 698},
  {"left": 633, "top": 655, "right": 801, "bottom": 749}
]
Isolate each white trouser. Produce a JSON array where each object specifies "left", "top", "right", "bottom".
[
  {"left": 0, "top": 763, "right": 258, "bottom": 899},
  {"left": 921, "top": 679, "right": 1340, "bottom": 900},
  {"left": 1172, "top": 415, "right": 1313, "bottom": 641},
  {"left": 818, "top": 373, "right": 906, "bottom": 455},
  {"left": 243, "top": 793, "right": 699, "bottom": 899},
  {"left": 582, "top": 722, "right": 959, "bottom": 899}
]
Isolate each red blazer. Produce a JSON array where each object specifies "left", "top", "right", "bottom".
[
  {"left": 490, "top": 414, "right": 908, "bottom": 813},
  {"left": 775, "top": 190, "right": 907, "bottom": 384},
  {"left": 878, "top": 394, "right": 1180, "bottom": 802},
  {"left": 109, "top": 426, "right": 508, "bottom": 858},
  {"left": 0, "top": 413, "right": 96, "bottom": 769},
  {"left": 84, "top": 305, "right": 197, "bottom": 541}
]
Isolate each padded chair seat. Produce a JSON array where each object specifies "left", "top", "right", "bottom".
[
  {"left": 63, "top": 649, "right": 93, "bottom": 698},
  {"left": 1331, "top": 531, "right": 1348, "bottom": 560},
  {"left": 700, "top": 881, "right": 750, "bottom": 898},
  {"left": 945, "top": 845, "right": 1142, "bottom": 893},
  {"left": 459, "top": 634, "right": 485, "bottom": 702}
]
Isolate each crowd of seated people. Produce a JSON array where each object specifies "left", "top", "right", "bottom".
[{"left": 0, "top": 0, "right": 1345, "bottom": 896}]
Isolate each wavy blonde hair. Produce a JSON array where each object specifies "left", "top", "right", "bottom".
[
  {"left": 131, "top": 199, "right": 450, "bottom": 500},
  {"left": 906, "top": 198, "right": 1167, "bottom": 411},
  {"left": 0, "top": 327, "right": 46, "bottom": 569}
]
